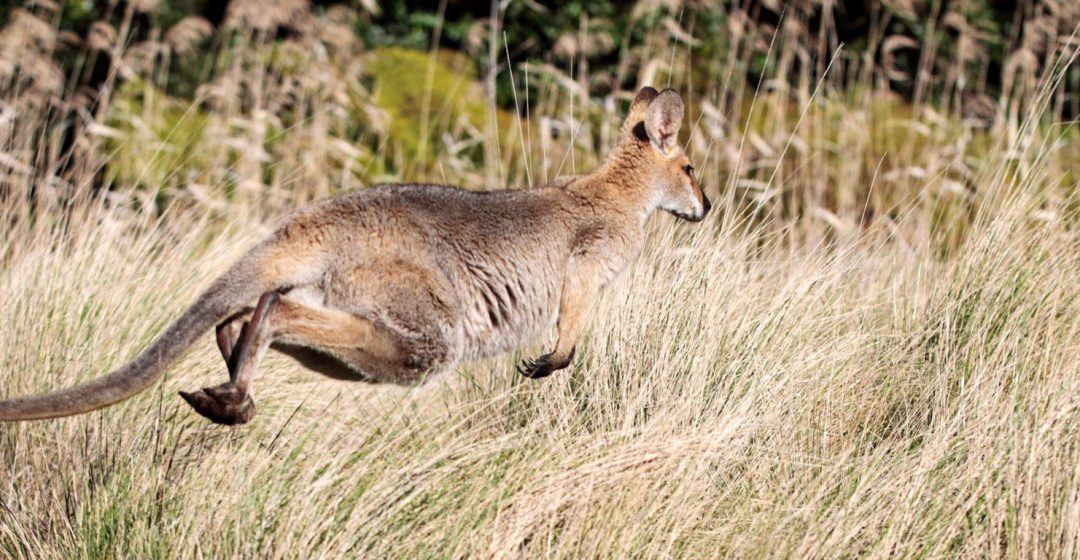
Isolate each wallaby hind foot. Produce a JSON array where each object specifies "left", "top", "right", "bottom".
[
  {"left": 180, "top": 292, "right": 278, "bottom": 425},
  {"left": 179, "top": 383, "right": 255, "bottom": 425}
]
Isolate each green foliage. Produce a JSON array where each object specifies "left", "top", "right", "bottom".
[
  {"left": 364, "top": 46, "right": 517, "bottom": 171},
  {"left": 103, "top": 79, "right": 210, "bottom": 192}
]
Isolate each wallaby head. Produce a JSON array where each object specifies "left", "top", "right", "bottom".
[{"left": 618, "top": 86, "right": 710, "bottom": 222}]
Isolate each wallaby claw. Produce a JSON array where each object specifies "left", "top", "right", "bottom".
[{"left": 518, "top": 353, "right": 557, "bottom": 379}]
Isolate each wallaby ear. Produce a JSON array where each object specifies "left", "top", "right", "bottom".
[
  {"left": 644, "top": 88, "right": 683, "bottom": 155},
  {"left": 620, "top": 86, "right": 660, "bottom": 136}
]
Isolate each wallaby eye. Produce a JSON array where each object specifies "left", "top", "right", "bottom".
[{"left": 683, "top": 164, "right": 694, "bottom": 177}]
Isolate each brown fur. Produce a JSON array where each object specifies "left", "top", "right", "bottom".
[{"left": 0, "top": 87, "right": 709, "bottom": 424}]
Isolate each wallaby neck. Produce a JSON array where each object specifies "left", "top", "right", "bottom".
[{"left": 567, "top": 147, "right": 659, "bottom": 227}]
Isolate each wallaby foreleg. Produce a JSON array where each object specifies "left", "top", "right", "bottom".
[{"left": 519, "top": 258, "right": 602, "bottom": 379}]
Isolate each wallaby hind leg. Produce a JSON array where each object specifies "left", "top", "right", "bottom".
[
  {"left": 265, "top": 296, "right": 453, "bottom": 385},
  {"left": 216, "top": 319, "right": 238, "bottom": 364},
  {"left": 180, "top": 293, "right": 277, "bottom": 425},
  {"left": 181, "top": 291, "right": 454, "bottom": 424},
  {"left": 215, "top": 306, "right": 256, "bottom": 368}
]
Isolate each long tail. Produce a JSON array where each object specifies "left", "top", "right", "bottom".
[{"left": 0, "top": 252, "right": 274, "bottom": 421}]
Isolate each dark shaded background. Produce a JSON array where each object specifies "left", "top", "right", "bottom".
[{"left": 2, "top": 0, "right": 1070, "bottom": 111}]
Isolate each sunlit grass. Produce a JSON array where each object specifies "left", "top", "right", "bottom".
[{"left": 2, "top": 180, "right": 1078, "bottom": 558}]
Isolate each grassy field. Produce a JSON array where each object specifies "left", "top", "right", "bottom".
[{"left": 2, "top": 2, "right": 1080, "bottom": 558}]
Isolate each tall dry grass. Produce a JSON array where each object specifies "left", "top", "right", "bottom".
[{"left": 1, "top": 1, "right": 1080, "bottom": 558}]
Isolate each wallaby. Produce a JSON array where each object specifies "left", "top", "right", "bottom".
[{"left": 0, "top": 87, "right": 709, "bottom": 425}]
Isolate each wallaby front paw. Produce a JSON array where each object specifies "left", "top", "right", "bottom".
[{"left": 517, "top": 352, "right": 569, "bottom": 379}]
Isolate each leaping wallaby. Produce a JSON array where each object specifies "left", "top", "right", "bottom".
[{"left": 0, "top": 87, "right": 709, "bottom": 425}]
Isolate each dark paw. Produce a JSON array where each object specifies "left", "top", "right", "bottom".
[
  {"left": 517, "top": 352, "right": 568, "bottom": 379},
  {"left": 179, "top": 384, "right": 256, "bottom": 425}
]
